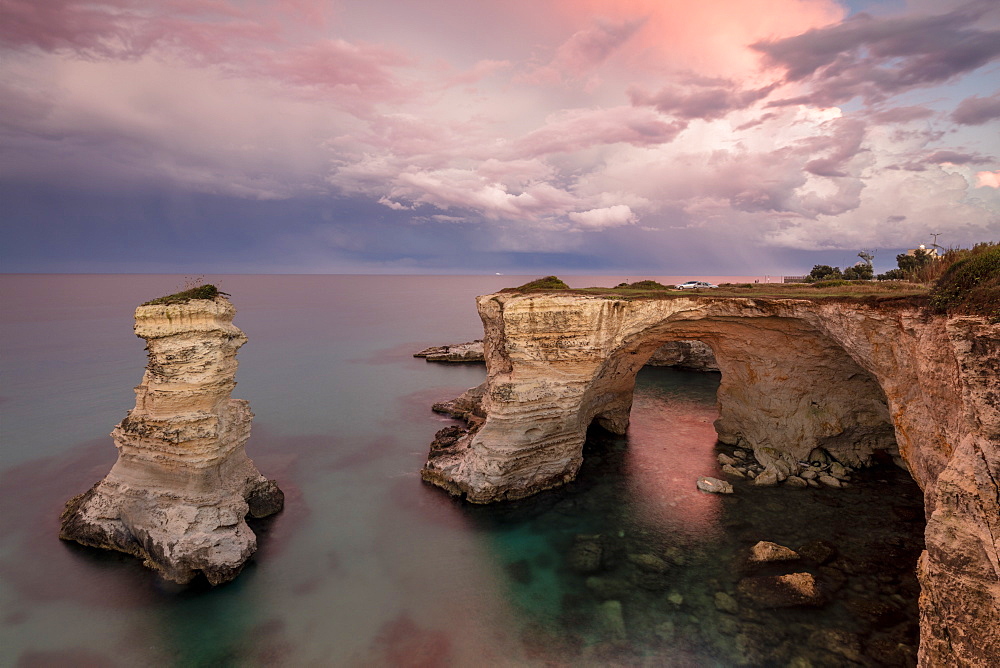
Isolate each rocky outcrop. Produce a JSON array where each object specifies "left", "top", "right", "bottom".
[
  {"left": 421, "top": 292, "right": 999, "bottom": 666},
  {"left": 416, "top": 339, "right": 718, "bottom": 370},
  {"left": 60, "top": 295, "right": 283, "bottom": 585},
  {"left": 414, "top": 340, "right": 485, "bottom": 362}
]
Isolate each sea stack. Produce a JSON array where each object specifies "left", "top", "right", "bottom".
[{"left": 60, "top": 287, "right": 283, "bottom": 585}]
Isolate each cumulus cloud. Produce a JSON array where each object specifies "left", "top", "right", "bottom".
[
  {"left": 1, "top": 0, "right": 998, "bottom": 266},
  {"left": 568, "top": 205, "right": 636, "bottom": 229},
  {"left": 511, "top": 106, "right": 686, "bottom": 156}
]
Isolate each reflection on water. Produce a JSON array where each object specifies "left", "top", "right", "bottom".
[
  {"left": 462, "top": 367, "right": 924, "bottom": 666},
  {"left": 0, "top": 276, "right": 923, "bottom": 667}
]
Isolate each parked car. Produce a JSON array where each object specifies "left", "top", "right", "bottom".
[{"left": 675, "top": 280, "right": 718, "bottom": 289}]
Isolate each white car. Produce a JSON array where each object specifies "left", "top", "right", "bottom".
[{"left": 675, "top": 280, "right": 718, "bottom": 289}]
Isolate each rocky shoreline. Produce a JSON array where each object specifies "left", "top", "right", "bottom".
[{"left": 699, "top": 444, "right": 861, "bottom": 493}]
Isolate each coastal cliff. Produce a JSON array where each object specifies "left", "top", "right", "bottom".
[
  {"left": 421, "top": 291, "right": 999, "bottom": 667},
  {"left": 60, "top": 292, "right": 283, "bottom": 585}
]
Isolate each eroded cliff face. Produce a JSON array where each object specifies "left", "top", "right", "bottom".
[
  {"left": 60, "top": 296, "right": 283, "bottom": 585},
  {"left": 421, "top": 292, "right": 999, "bottom": 667}
]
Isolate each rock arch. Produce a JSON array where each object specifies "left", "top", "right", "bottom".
[{"left": 422, "top": 292, "right": 999, "bottom": 667}]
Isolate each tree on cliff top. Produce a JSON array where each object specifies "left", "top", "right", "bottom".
[{"left": 808, "top": 265, "right": 843, "bottom": 281}]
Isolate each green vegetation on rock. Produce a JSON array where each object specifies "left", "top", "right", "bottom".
[
  {"left": 619, "top": 280, "right": 672, "bottom": 290},
  {"left": 929, "top": 243, "right": 1000, "bottom": 319},
  {"left": 512, "top": 276, "right": 570, "bottom": 291},
  {"left": 142, "top": 284, "right": 226, "bottom": 306}
]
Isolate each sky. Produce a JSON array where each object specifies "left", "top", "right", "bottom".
[{"left": 2, "top": 0, "right": 999, "bottom": 275}]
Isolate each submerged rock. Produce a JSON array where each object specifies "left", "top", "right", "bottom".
[
  {"left": 697, "top": 476, "right": 734, "bottom": 494},
  {"left": 627, "top": 553, "right": 670, "bottom": 573},
  {"left": 798, "top": 539, "right": 838, "bottom": 566},
  {"left": 715, "top": 591, "right": 739, "bottom": 614},
  {"left": 737, "top": 573, "right": 825, "bottom": 608},
  {"left": 567, "top": 534, "right": 604, "bottom": 574},
  {"left": 598, "top": 600, "right": 627, "bottom": 642},
  {"left": 59, "top": 293, "right": 283, "bottom": 585}
]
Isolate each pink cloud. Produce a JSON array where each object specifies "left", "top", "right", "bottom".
[
  {"left": 524, "top": 18, "right": 644, "bottom": 84},
  {"left": 262, "top": 39, "right": 412, "bottom": 109},
  {"left": 511, "top": 106, "right": 686, "bottom": 157},
  {"left": 549, "top": 0, "right": 844, "bottom": 78},
  {"left": 629, "top": 81, "right": 777, "bottom": 120},
  {"left": 976, "top": 171, "right": 1000, "bottom": 188}
]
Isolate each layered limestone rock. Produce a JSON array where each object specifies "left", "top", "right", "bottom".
[
  {"left": 414, "top": 340, "right": 485, "bottom": 362},
  {"left": 421, "top": 292, "right": 999, "bottom": 666},
  {"left": 60, "top": 295, "right": 283, "bottom": 585},
  {"left": 646, "top": 340, "right": 718, "bottom": 370},
  {"left": 415, "top": 339, "right": 717, "bottom": 369}
]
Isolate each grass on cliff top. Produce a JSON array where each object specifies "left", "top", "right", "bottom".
[
  {"left": 501, "top": 275, "right": 930, "bottom": 308},
  {"left": 142, "top": 284, "right": 228, "bottom": 306}
]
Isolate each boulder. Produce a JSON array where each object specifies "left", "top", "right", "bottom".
[
  {"left": 737, "top": 573, "right": 825, "bottom": 608},
  {"left": 697, "top": 476, "right": 734, "bottom": 494},
  {"left": 747, "top": 541, "right": 800, "bottom": 567}
]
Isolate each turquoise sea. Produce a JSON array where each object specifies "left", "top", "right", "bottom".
[{"left": 0, "top": 275, "right": 923, "bottom": 666}]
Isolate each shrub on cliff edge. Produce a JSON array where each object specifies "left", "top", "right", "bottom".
[
  {"left": 142, "top": 284, "right": 225, "bottom": 305},
  {"left": 929, "top": 244, "right": 1000, "bottom": 320},
  {"left": 514, "top": 276, "right": 570, "bottom": 291}
]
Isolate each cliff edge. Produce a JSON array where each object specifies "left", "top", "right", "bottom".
[
  {"left": 60, "top": 290, "right": 283, "bottom": 585},
  {"left": 421, "top": 291, "right": 999, "bottom": 667}
]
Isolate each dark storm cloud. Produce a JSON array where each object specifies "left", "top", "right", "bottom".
[
  {"left": 755, "top": 1, "right": 1000, "bottom": 106},
  {"left": 951, "top": 91, "right": 1000, "bottom": 125}
]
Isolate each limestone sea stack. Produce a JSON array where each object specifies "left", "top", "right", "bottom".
[{"left": 60, "top": 288, "right": 283, "bottom": 585}]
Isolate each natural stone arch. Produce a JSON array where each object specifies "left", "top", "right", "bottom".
[
  {"left": 422, "top": 292, "right": 999, "bottom": 667},
  {"left": 580, "top": 316, "right": 897, "bottom": 472}
]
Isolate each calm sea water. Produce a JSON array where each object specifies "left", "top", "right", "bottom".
[{"left": 0, "top": 275, "right": 923, "bottom": 667}]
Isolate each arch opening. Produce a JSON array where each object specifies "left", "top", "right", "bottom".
[
  {"left": 581, "top": 316, "right": 903, "bottom": 477},
  {"left": 567, "top": 325, "right": 926, "bottom": 665}
]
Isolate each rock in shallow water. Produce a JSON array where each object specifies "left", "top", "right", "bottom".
[
  {"left": 752, "top": 469, "right": 779, "bottom": 487},
  {"left": 737, "top": 572, "right": 825, "bottom": 608},
  {"left": 818, "top": 475, "right": 842, "bottom": 488},
  {"left": 715, "top": 591, "right": 739, "bottom": 614},
  {"left": 697, "top": 476, "right": 734, "bottom": 494},
  {"left": 747, "top": 541, "right": 800, "bottom": 567},
  {"left": 566, "top": 534, "right": 603, "bottom": 574},
  {"left": 721, "top": 464, "right": 745, "bottom": 479}
]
